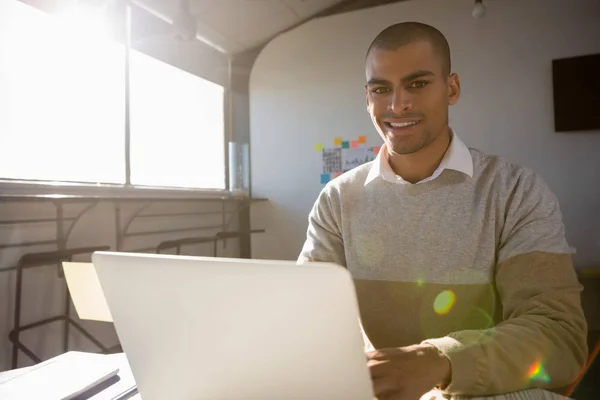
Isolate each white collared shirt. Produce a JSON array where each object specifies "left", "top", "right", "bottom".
[{"left": 365, "top": 130, "right": 474, "bottom": 185}]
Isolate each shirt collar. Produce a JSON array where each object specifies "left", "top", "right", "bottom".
[{"left": 365, "top": 129, "right": 473, "bottom": 186}]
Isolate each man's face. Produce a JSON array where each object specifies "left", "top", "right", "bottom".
[{"left": 365, "top": 40, "right": 460, "bottom": 156}]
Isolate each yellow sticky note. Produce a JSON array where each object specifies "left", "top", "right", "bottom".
[
  {"left": 315, "top": 143, "right": 323, "bottom": 152},
  {"left": 334, "top": 137, "right": 342, "bottom": 146},
  {"left": 358, "top": 135, "right": 367, "bottom": 144}
]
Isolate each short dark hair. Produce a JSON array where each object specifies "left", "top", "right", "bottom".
[{"left": 366, "top": 22, "right": 451, "bottom": 76}]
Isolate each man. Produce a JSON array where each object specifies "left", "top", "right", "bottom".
[{"left": 298, "top": 22, "right": 587, "bottom": 399}]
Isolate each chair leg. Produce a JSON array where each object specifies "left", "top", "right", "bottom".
[
  {"left": 11, "top": 264, "right": 23, "bottom": 369},
  {"left": 64, "top": 289, "right": 70, "bottom": 353}
]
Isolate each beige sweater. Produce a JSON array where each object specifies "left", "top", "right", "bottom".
[{"left": 298, "top": 147, "right": 587, "bottom": 396}]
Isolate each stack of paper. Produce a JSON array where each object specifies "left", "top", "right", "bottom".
[{"left": 0, "top": 352, "right": 119, "bottom": 400}]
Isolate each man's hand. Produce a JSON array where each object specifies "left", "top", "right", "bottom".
[{"left": 366, "top": 344, "right": 451, "bottom": 400}]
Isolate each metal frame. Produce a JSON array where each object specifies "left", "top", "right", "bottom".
[
  {"left": 9, "top": 247, "right": 112, "bottom": 369},
  {"left": 0, "top": 197, "right": 110, "bottom": 368},
  {"left": 155, "top": 229, "right": 265, "bottom": 257},
  {"left": 0, "top": 199, "right": 99, "bottom": 271},
  {"left": 0, "top": 195, "right": 265, "bottom": 269},
  {"left": 125, "top": 2, "right": 132, "bottom": 186},
  {"left": 112, "top": 198, "right": 257, "bottom": 253}
]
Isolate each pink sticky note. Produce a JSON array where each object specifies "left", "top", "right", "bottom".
[
  {"left": 358, "top": 135, "right": 367, "bottom": 144},
  {"left": 334, "top": 172, "right": 342, "bottom": 178},
  {"left": 351, "top": 140, "right": 359, "bottom": 148},
  {"left": 373, "top": 146, "right": 381, "bottom": 155}
]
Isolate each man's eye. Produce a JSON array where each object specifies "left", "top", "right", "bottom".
[
  {"left": 410, "top": 81, "right": 429, "bottom": 89},
  {"left": 372, "top": 87, "right": 390, "bottom": 94}
]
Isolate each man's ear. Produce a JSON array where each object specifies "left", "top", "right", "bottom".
[{"left": 448, "top": 73, "right": 461, "bottom": 105}]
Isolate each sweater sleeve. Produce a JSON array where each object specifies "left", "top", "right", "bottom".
[
  {"left": 297, "top": 186, "right": 346, "bottom": 266},
  {"left": 423, "top": 171, "right": 588, "bottom": 395}
]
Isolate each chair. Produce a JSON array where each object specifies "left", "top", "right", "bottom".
[
  {"left": 9, "top": 246, "right": 117, "bottom": 369},
  {"left": 155, "top": 229, "right": 266, "bottom": 257},
  {"left": 156, "top": 236, "right": 218, "bottom": 255}
]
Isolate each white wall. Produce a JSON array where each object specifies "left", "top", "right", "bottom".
[{"left": 249, "top": 0, "right": 600, "bottom": 267}]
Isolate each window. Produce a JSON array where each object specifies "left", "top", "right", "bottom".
[
  {"left": 0, "top": 1, "right": 125, "bottom": 184},
  {"left": 130, "top": 51, "right": 225, "bottom": 189},
  {"left": 0, "top": 1, "right": 226, "bottom": 190}
]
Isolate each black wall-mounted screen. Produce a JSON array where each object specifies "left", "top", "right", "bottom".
[{"left": 552, "top": 53, "right": 600, "bottom": 132}]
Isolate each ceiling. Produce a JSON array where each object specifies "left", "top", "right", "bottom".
[
  {"left": 131, "top": 0, "right": 350, "bottom": 54},
  {"left": 18, "top": 0, "right": 403, "bottom": 56}
]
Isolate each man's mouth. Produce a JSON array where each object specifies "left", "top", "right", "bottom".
[{"left": 384, "top": 120, "right": 421, "bottom": 130}]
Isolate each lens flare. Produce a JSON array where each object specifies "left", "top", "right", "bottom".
[
  {"left": 473, "top": 306, "right": 495, "bottom": 329},
  {"left": 527, "top": 360, "right": 551, "bottom": 383},
  {"left": 433, "top": 290, "right": 455, "bottom": 315}
]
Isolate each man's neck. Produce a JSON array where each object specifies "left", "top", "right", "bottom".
[{"left": 388, "top": 127, "right": 452, "bottom": 184}]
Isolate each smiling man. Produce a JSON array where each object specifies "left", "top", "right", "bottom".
[{"left": 298, "top": 22, "right": 587, "bottom": 399}]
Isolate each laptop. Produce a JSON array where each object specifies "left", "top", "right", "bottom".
[{"left": 91, "top": 251, "right": 374, "bottom": 400}]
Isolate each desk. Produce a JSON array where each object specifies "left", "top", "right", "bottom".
[{"left": 0, "top": 352, "right": 568, "bottom": 400}]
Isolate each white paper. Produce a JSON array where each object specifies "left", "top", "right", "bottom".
[
  {"left": 341, "top": 148, "right": 375, "bottom": 172},
  {"left": 0, "top": 352, "right": 118, "bottom": 400},
  {"left": 322, "top": 148, "right": 342, "bottom": 173}
]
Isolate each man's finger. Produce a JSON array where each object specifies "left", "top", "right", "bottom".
[{"left": 366, "top": 350, "right": 390, "bottom": 360}]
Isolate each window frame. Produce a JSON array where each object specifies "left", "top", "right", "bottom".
[{"left": 0, "top": 1, "right": 232, "bottom": 198}]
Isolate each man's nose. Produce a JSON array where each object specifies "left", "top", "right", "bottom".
[{"left": 389, "top": 89, "right": 413, "bottom": 114}]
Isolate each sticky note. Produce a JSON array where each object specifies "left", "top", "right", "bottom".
[
  {"left": 351, "top": 140, "right": 359, "bottom": 148},
  {"left": 373, "top": 146, "right": 381, "bottom": 155},
  {"left": 320, "top": 173, "right": 330, "bottom": 184},
  {"left": 358, "top": 135, "right": 367, "bottom": 144},
  {"left": 342, "top": 141, "right": 350, "bottom": 149},
  {"left": 315, "top": 143, "right": 323, "bottom": 152},
  {"left": 334, "top": 172, "right": 342, "bottom": 178},
  {"left": 334, "top": 137, "right": 343, "bottom": 146}
]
